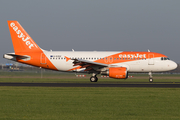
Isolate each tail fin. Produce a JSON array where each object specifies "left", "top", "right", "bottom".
[{"left": 7, "top": 21, "right": 42, "bottom": 53}]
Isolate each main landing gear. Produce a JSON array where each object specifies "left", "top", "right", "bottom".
[
  {"left": 90, "top": 73, "right": 98, "bottom": 82},
  {"left": 149, "top": 72, "right": 153, "bottom": 83}
]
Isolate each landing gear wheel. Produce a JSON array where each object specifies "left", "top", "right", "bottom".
[
  {"left": 149, "top": 78, "right": 153, "bottom": 83},
  {"left": 90, "top": 76, "right": 98, "bottom": 82},
  {"left": 148, "top": 72, "right": 153, "bottom": 83}
]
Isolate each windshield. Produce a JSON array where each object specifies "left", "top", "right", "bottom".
[{"left": 161, "top": 57, "right": 170, "bottom": 60}]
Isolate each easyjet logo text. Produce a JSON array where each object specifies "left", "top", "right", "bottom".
[
  {"left": 10, "top": 22, "right": 34, "bottom": 49},
  {"left": 119, "top": 53, "right": 146, "bottom": 58}
]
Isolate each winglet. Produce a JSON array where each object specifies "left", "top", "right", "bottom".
[{"left": 65, "top": 56, "right": 71, "bottom": 62}]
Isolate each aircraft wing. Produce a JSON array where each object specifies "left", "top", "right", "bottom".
[{"left": 70, "top": 58, "right": 117, "bottom": 72}]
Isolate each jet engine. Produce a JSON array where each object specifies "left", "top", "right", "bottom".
[{"left": 101, "top": 67, "right": 128, "bottom": 79}]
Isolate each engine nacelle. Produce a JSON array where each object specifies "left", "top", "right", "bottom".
[{"left": 101, "top": 67, "right": 128, "bottom": 79}]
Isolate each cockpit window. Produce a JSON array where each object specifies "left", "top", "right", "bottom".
[{"left": 161, "top": 57, "right": 170, "bottom": 60}]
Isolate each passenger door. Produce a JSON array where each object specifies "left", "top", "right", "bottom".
[{"left": 148, "top": 54, "right": 154, "bottom": 65}]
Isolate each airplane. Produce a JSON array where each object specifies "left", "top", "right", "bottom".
[{"left": 4, "top": 21, "right": 178, "bottom": 82}]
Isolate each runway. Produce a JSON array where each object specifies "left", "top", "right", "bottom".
[{"left": 0, "top": 82, "right": 180, "bottom": 88}]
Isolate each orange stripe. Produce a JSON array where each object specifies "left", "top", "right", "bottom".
[{"left": 94, "top": 52, "right": 166, "bottom": 64}]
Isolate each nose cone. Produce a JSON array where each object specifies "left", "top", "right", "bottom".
[{"left": 169, "top": 61, "right": 178, "bottom": 70}]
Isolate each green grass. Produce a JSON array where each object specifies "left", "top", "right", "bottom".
[
  {"left": 0, "top": 77, "right": 180, "bottom": 83},
  {"left": 0, "top": 72, "right": 180, "bottom": 119},
  {"left": 0, "top": 87, "right": 180, "bottom": 120},
  {"left": 0, "top": 71, "right": 180, "bottom": 83}
]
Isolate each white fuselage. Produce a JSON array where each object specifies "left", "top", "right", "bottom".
[{"left": 43, "top": 51, "right": 177, "bottom": 73}]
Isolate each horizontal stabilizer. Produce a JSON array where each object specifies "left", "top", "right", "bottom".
[{"left": 3, "top": 53, "right": 30, "bottom": 61}]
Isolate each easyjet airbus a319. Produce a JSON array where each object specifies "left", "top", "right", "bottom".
[{"left": 4, "top": 21, "right": 177, "bottom": 82}]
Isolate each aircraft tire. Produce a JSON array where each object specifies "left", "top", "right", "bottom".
[
  {"left": 149, "top": 78, "right": 153, "bottom": 83},
  {"left": 90, "top": 76, "right": 98, "bottom": 82}
]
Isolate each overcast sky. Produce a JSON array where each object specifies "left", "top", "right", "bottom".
[{"left": 0, "top": 0, "right": 180, "bottom": 63}]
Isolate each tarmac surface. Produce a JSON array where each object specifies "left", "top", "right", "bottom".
[{"left": 0, "top": 82, "right": 180, "bottom": 88}]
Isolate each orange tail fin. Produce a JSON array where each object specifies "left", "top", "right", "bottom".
[{"left": 7, "top": 21, "right": 41, "bottom": 53}]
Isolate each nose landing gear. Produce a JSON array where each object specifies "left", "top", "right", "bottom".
[{"left": 149, "top": 72, "right": 153, "bottom": 83}]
